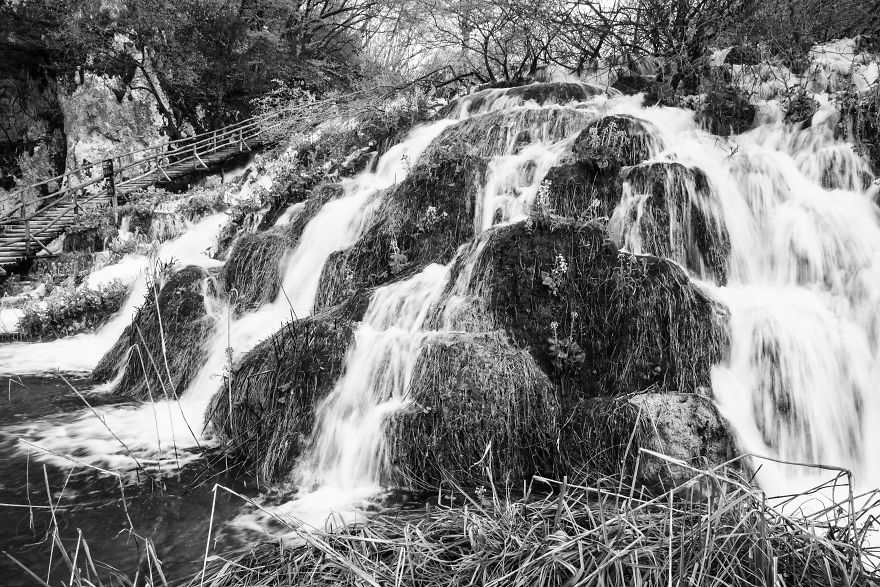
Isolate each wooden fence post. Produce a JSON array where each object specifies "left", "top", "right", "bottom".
[
  {"left": 20, "top": 193, "right": 30, "bottom": 257},
  {"left": 103, "top": 158, "right": 118, "bottom": 223}
]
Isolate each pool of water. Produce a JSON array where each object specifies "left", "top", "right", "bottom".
[{"left": 0, "top": 376, "right": 260, "bottom": 586}]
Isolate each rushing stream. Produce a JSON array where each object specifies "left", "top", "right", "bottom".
[{"left": 1, "top": 82, "right": 879, "bottom": 578}]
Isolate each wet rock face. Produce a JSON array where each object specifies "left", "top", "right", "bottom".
[
  {"left": 59, "top": 55, "right": 167, "bottom": 178},
  {"left": 93, "top": 266, "right": 215, "bottom": 400},
  {"left": 208, "top": 299, "right": 368, "bottom": 481},
  {"left": 630, "top": 392, "right": 737, "bottom": 488}
]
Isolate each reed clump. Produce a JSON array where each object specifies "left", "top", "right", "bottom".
[
  {"left": 93, "top": 265, "right": 216, "bottom": 400},
  {"left": 195, "top": 458, "right": 880, "bottom": 587}
]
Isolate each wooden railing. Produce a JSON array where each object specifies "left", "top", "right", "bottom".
[
  {"left": 0, "top": 103, "right": 308, "bottom": 258},
  {"left": 0, "top": 84, "right": 412, "bottom": 264}
]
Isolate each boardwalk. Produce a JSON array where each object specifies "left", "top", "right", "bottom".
[{"left": 0, "top": 108, "right": 293, "bottom": 270}]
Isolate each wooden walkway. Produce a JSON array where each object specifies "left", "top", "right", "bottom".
[{"left": 0, "top": 107, "right": 297, "bottom": 270}]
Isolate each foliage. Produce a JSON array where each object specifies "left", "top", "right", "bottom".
[
  {"left": 178, "top": 187, "right": 226, "bottom": 221},
  {"left": 0, "top": 0, "right": 388, "bottom": 132},
  {"left": 18, "top": 279, "right": 128, "bottom": 340}
]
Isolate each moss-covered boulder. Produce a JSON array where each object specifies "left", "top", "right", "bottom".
[
  {"left": 388, "top": 331, "right": 732, "bottom": 488},
  {"left": 631, "top": 392, "right": 736, "bottom": 488},
  {"left": 614, "top": 162, "right": 730, "bottom": 283},
  {"left": 315, "top": 110, "right": 609, "bottom": 311},
  {"left": 93, "top": 266, "right": 216, "bottom": 400},
  {"left": 543, "top": 115, "right": 660, "bottom": 219},
  {"left": 314, "top": 157, "right": 484, "bottom": 310},
  {"left": 449, "top": 221, "right": 728, "bottom": 397},
  {"left": 388, "top": 332, "right": 560, "bottom": 485},
  {"left": 699, "top": 85, "right": 756, "bottom": 136},
  {"left": 425, "top": 107, "right": 595, "bottom": 161},
  {"left": 207, "top": 298, "right": 367, "bottom": 481}
]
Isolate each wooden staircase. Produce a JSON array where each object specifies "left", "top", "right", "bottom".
[{"left": 0, "top": 107, "right": 296, "bottom": 272}]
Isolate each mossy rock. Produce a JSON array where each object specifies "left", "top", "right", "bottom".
[
  {"left": 699, "top": 86, "right": 756, "bottom": 136},
  {"left": 93, "top": 266, "right": 216, "bottom": 400},
  {"left": 784, "top": 93, "right": 819, "bottom": 128},
  {"left": 314, "top": 157, "right": 484, "bottom": 311},
  {"left": 62, "top": 227, "right": 110, "bottom": 254},
  {"left": 616, "top": 162, "right": 730, "bottom": 283},
  {"left": 455, "top": 221, "right": 728, "bottom": 398},
  {"left": 207, "top": 298, "right": 368, "bottom": 481},
  {"left": 841, "top": 88, "right": 880, "bottom": 176},
  {"left": 722, "top": 45, "right": 762, "bottom": 66},
  {"left": 223, "top": 183, "right": 344, "bottom": 313},
  {"left": 388, "top": 332, "right": 560, "bottom": 486},
  {"left": 571, "top": 115, "right": 657, "bottom": 167},
  {"left": 631, "top": 392, "right": 736, "bottom": 489},
  {"left": 388, "top": 332, "right": 732, "bottom": 488},
  {"left": 612, "top": 73, "right": 662, "bottom": 105},
  {"left": 542, "top": 115, "right": 659, "bottom": 220}
]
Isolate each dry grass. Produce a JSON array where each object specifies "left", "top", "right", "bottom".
[{"left": 193, "top": 454, "right": 880, "bottom": 587}]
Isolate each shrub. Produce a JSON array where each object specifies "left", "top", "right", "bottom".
[{"left": 18, "top": 280, "right": 129, "bottom": 340}]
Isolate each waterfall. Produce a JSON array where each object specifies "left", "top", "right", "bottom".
[
  {"left": 5, "top": 80, "right": 879, "bottom": 521},
  {"left": 609, "top": 106, "right": 880, "bottom": 491},
  {"left": 299, "top": 262, "right": 451, "bottom": 491}
]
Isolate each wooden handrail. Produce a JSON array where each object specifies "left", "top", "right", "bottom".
[{"left": 0, "top": 86, "right": 386, "bottom": 254}]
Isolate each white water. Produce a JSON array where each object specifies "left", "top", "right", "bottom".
[{"left": 300, "top": 264, "right": 451, "bottom": 491}]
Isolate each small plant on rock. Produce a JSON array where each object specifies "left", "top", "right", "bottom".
[
  {"left": 18, "top": 280, "right": 129, "bottom": 340},
  {"left": 388, "top": 237, "right": 409, "bottom": 275},
  {"left": 540, "top": 253, "right": 568, "bottom": 297},
  {"left": 416, "top": 205, "right": 448, "bottom": 233},
  {"left": 547, "top": 314, "right": 586, "bottom": 371}
]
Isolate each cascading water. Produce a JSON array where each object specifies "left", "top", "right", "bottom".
[
  {"left": 3, "top": 118, "right": 457, "bottom": 477},
  {"left": 608, "top": 103, "right": 880, "bottom": 492}
]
